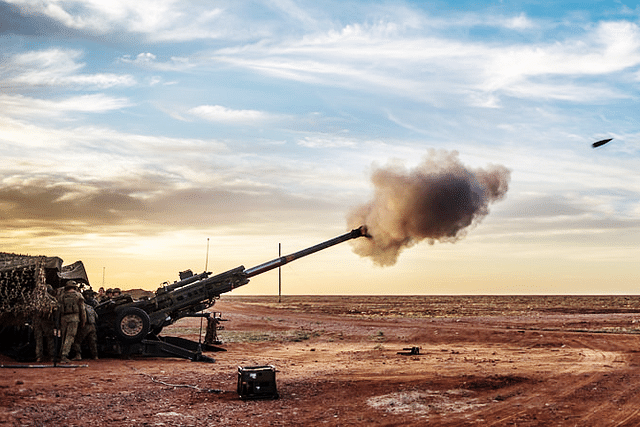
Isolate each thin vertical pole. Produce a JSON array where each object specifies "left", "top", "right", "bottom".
[
  {"left": 278, "top": 243, "right": 282, "bottom": 303},
  {"left": 205, "top": 238, "right": 210, "bottom": 271},
  {"left": 102, "top": 267, "right": 105, "bottom": 288}
]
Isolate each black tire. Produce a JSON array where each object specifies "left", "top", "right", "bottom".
[{"left": 114, "top": 307, "right": 150, "bottom": 343}]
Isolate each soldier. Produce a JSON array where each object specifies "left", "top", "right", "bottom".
[
  {"left": 83, "top": 289, "right": 98, "bottom": 308},
  {"left": 57, "top": 281, "right": 86, "bottom": 363},
  {"left": 72, "top": 303, "right": 98, "bottom": 361},
  {"left": 204, "top": 313, "right": 221, "bottom": 346},
  {"left": 101, "top": 288, "right": 113, "bottom": 302},
  {"left": 33, "top": 285, "right": 58, "bottom": 362},
  {"left": 112, "top": 288, "right": 121, "bottom": 298}
]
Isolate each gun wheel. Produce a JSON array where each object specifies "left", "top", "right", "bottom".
[{"left": 114, "top": 307, "right": 150, "bottom": 343}]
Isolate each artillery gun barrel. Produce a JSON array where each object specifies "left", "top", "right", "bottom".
[
  {"left": 91, "top": 225, "right": 370, "bottom": 358},
  {"left": 243, "top": 225, "right": 369, "bottom": 278}
]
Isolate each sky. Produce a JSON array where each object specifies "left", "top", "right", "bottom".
[{"left": 2, "top": 0, "right": 640, "bottom": 295}]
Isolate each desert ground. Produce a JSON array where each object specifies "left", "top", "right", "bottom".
[{"left": 3, "top": 295, "right": 640, "bottom": 426}]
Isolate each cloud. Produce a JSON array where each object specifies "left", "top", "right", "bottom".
[
  {"left": 187, "top": 105, "right": 273, "bottom": 123},
  {"left": 297, "top": 135, "right": 358, "bottom": 148},
  {"left": 3, "top": 0, "right": 242, "bottom": 42},
  {"left": 502, "top": 13, "right": 534, "bottom": 30},
  {"left": 2, "top": 48, "right": 136, "bottom": 89},
  {"left": 0, "top": 94, "right": 133, "bottom": 118},
  {"left": 497, "top": 195, "right": 588, "bottom": 219},
  {"left": 482, "top": 21, "right": 640, "bottom": 90},
  {"left": 123, "top": 52, "right": 157, "bottom": 64},
  {"left": 503, "top": 81, "right": 630, "bottom": 102},
  {"left": 0, "top": 173, "right": 339, "bottom": 237},
  {"left": 7, "top": 4, "right": 640, "bottom": 108},
  {"left": 211, "top": 19, "right": 640, "bottom": 106},
  {"left": 0, "top": 117, "right": 230, "bottom": 181},
  {"left": 119, "top": 52, "right": 194, "bottom": 72},
  {"left": 0, "top": 116, "right": 350, "bottom": 237},
  {"left": 5, "top": 0, "right": 179, "bottom": 32},
  {"left": 0, "top": 178, "right": 145, "bottom": 226}
]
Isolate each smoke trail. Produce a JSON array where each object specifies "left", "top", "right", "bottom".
[{"left": 347, "top": 149, "right": 510, "bottom": 266}]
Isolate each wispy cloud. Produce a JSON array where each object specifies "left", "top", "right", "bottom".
[
  {"left": 212, "top": 20, "right": 640, "bottom": 107},
  {"left": 0, "top": 94, "right": 133, "bottom": 118},
  {"left": 187, "top": 105, "right": 274, "bottom": 123},
  {"left": 5, "top": 0, "right": 190, "bottom": 32},
  {"left": 2, "top": 48, "right": 136, "bottom": 89},
  {"left": 119, "top": 52, "right": 194, "bottom": 72},
  {"left": 3, "top": 0, "right": 254, "bottom": 42},
  {"left": 481, "top": 21, "right": 640, "bottom": 90},
  {"left": 297, "top": 135, "right": 358, "bottom": 148},
  {"left": 502, "top": 13, "right": 535, "bottom": 30}
]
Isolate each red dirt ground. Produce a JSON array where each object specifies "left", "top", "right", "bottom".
[{"left": 3, "top": 295, "right": 640, "bottom": 426}]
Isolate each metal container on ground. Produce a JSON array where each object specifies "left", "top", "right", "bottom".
[{"left": 237, "top": 365, "right": 278, "bottom": 399}]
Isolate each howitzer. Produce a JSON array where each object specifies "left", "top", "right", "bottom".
[{"left": 94, "top": 226, "right": 369, "bottom": 361}]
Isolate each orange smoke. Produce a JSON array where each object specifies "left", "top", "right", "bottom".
[{"left": 348, "top": 149, "right": 511, "bottom": 266}]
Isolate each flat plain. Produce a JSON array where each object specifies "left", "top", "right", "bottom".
[{"left": 3, "top": 295, "right": 640, "bottom": 426}]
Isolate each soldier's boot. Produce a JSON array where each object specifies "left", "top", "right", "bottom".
[
  {"left": 89, "top": 342, "right": 98, "bottom": 360},
  {"left": 60, "top": 356, "right": 71, "bottom": 364},
  {"left": 46, "top": 342, "right": 56, "bottom": 362},
  {"left": 72, "top": 354, "right": 82, "bottom": 361}
]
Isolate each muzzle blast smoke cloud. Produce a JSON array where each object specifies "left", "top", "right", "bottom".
[{"left": 348, "top": 149, "right": 511, "bottom": 266}]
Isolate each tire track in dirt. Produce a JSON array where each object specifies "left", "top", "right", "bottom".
[
  {"left": 563, "top": 337, "right": 640, "bottom": 427},
  {"left": 613, "top": 406, "right": 640, "bottom": 427},
  {"left": 479, "top": 336, "right": 630, "bottom": 426},
  {"left": 579, "top": 381, "right": 640, "bottom": 427}
]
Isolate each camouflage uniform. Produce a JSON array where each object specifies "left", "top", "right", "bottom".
[
  {"left": 57, "top": 282, "right": 86, "bottom": 363},
  {"left": 204, "top": 315, "right": 220, "bottom": 345},
  {"left": 82, "top": 290, "right": 98, "bottom": 308},
  {"left": 72, "top": 304, "right": 98, "bottom": 360},
  {"left": 100, "top": 288, "right": 113, "bottom": 303},
  {"left": 33, "top": 288, "right": 58, "bottom": 362}
]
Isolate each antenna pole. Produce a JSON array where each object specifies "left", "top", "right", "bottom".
[
  {"left": 278, "top": 243, "right": 282, "bottom": 303},
  {"left": 205, "top": 238, "right": 210, "bottom": 271}
]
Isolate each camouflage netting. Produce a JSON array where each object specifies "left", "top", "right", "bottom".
[{"left": 0, "top": 253, "right": 50, "bottom": 325}]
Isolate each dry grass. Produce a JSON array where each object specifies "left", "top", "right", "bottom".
[{"left": 218, "top": 329, "right": 321, "bottom": 343}]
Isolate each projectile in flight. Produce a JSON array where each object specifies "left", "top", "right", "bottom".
[{"left": 592, "top": 138, "right": 613, "bottom": 148}]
